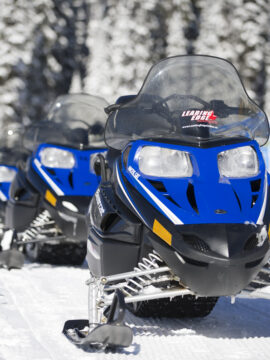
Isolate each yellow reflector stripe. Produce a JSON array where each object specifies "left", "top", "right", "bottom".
[
  {"left": 153, "top": 219, "right": 172, "bottom": 246},
  {"left": 45, "top": 189, "right": 57, "bottom": 207}
]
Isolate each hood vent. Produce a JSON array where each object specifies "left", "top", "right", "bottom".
[
  {"left": 187, "top": 182, "right": 199, "bottom": 214},
  {"left": 148, "top": 180, "right": 166, "bottom": 192},
  {"left": 250, "top": 179, "right": 261, "bottom": 192}
]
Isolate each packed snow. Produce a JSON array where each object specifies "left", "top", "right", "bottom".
[{"left": 0, "top": 261, "right": 270, "bottom": 360}]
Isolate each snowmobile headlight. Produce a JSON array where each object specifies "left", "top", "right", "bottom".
[
  {"left": 218, "top": 146, "right": 259, "bottom": 178},
  {"left": 40, "top": 147, "right": 75, "bottom": 169},
  {"left": 0, "top": 166, "right": 16, "bottom": 182},
  {"left": 138, "top": 146, "right": 193, "bottom": 178}
]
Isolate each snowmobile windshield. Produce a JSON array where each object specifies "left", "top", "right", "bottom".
[
  {"left": 24, "top": 94, "right": 109, "bottom": 151},
  {"left": 0, "top": 122, "right": 28, "bottom": 165},
  {"left": 105, "top": 55, "right": 269, "bottom": 150},
  {"left": 0, "top": 122, "right": 24, "bottom": 150}
]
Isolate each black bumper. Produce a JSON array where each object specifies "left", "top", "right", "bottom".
[{"left": 148, "top": 223, "right": 270, "bottom": 296}]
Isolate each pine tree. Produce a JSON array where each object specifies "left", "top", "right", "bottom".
[
  {"left": 84, "top": 0, "right": 169, "bottom": 102},
  {"left": 166, "top": 0, "right": 199, "bottom": 57},
  {"left": 0, "top": 0, "right": 39, "bottom": 126},
  {"left": 196, "top": 0, "right": 269, "bottom": 107},
  {"left": 0, "top": 0, "right": 90, "bottom": 126}
]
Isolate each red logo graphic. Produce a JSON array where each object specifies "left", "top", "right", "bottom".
[{"left": 181, "top": 110, "right": 217, "bottom": 124}]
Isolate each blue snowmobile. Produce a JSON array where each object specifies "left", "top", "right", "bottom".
[
  {"left": 63, "top": 55, "right": 270, "bottom": 350},
  {"left": 4, "top": 94, "right": 108, "bottom": 267}
]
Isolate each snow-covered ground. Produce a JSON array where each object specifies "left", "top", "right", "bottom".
[{"left": 0, "top": 262, "right": 270, "bottom": 360}]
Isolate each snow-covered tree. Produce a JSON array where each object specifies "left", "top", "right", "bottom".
[
  {"left": 0, "top": 0, "right": 89, "bottom": 126},
  {"left": 196, "top": 0, "right": 269, "bottom": 109},
  {"left": 1, "top": 0, "right": 270, "bottom": 125},
  {"left": 0, "top": 0, "right": 39, "bottom": 126},
  {"left": 166, "top": 0, "right": 199, "bottom": 57},
  {"left": 84, "top": 0, "right": 170, "bottom": 102},
  {"left": 21, "top": 0, "right": 90, "bottom": 123}
]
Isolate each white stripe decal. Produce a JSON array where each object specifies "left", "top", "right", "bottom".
[
  {"left": 34, "top": 159, "right": 64, "bottom": 196},
  {"left": 134, "top": 176, "right": 183, "bottom": 225},
  {"left": 116, "top": 165, "right": 144, "bottom": 222},
  {"left": 0, "top": 190, "right": 7, "bottom": 201},
  {"left": 257, "top": 171, "right": 268, "bottom": 225}
]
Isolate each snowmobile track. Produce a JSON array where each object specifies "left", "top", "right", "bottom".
[{"left": 1, "top": 263, "right": 270, "bottom": 360}]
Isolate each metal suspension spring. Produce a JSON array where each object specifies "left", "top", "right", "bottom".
[
  {"left": 22, "top": 210, "right": 54, "bottom": 242},
  {"left": 122, "top": 251, "right": 165, "bottom": 297}
]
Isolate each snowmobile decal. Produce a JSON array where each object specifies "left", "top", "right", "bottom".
[
  {"left": 45, "top": 189, "right": 57, "bottom": 207},
  {"left": 0, "top": 190, "right": 7, "bottom": 202},
  {"left": 116, "top": 162, "right": 144, "bottom": 222},
  {"left": 256, "top": 225, "right": 268, "bottom": 247},
  {"left": 34, "top": 158, "right": 64, "bottom": 196},
  {"left": 95, "top": 189, "right": 105, "bottom": 215},
  {"left": 0, "top": 165, "right": 18, "bottom": 201},
  {"left": 182, "top": 123, "right": 217, "bottom": 129},
  {"left": 181, "top": 110, "right": 217, "bottom": 124},
  {"left": 152, "top": 219, "right": 172, "bottom": 246},
  {"left": 128, "top": 164, "right": 183, "bottom": 225}
]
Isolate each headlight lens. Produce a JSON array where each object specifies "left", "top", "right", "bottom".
[
  {"left": 138, "top": 146, "right": 193, "bottom": 177},
  {"left": 0, "top": 166, "right": 16, "bottom": 182},
  {"left": 218, "top": 146, "right": 259, "bottom": 178},
  {"left": 40, "top": 147, "right": 75, "bottom": 169}
]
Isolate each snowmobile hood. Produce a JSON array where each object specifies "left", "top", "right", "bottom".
[
  {"left": 105, "top": 55, "right": 269, "bottom": 150},
  {"left": 118, "top": 139, "right": 268, "bottom": 226},
  {"left": 31, "top": 143, "right": 107, "bottom": 197}
]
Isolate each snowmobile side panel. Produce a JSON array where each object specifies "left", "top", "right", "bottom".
[
  {"left": 8, "top": 162, "right": 92, "bottom": 239},
  {"left": 43, "top": 195, "right": 91, "bottom": 241},
  {"left": 90, "top": 183, "right": 142, "bottom": 244},
  {"left": 0, "top": 201, "right": 6, "bottom": 218},
  {"left": 87, "top": 228, "right": 140, "bottom": 277},
  {"left": 9, "top": 167, "right": 40, "bottom": 208},
  {"left": 6, "top": 168, "right": 40, "bottom": 230}
]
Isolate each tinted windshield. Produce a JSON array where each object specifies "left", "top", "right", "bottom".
[
  {"left": 24, "top": 94, "right": 108, "bottom": 151},
  {"left": 105, "top": 55, "right": 269, "bottom": 149},
  {"left": 0, "top": 122, "right": 28, "bottom": 165}
]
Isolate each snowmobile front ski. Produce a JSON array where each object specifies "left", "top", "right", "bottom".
[
  {"left": 64, "top": 250, "right": 270, "bottom": 351},
  {"left": 0, "top": 248, "right": 24, "bottom": 269},
  {"left": 63, "top": 289, "right": 133, "bottom": 350}
]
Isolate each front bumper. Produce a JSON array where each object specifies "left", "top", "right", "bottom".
[{"left": 148, "top": 223, "right": 270, "bottom": 296}]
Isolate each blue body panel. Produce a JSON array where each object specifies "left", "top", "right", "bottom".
[
  {"left": 0, "top": 165, "right": 17, "bottom": 201},
  {"left": 32, "top": 144, "right": 107, "bottom": 196},
  {"left": 121, "top": 140, "right": 267, "bottom": 225}
]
